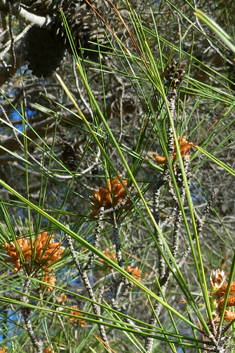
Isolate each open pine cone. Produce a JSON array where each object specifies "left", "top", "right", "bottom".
[{"left": 24, "top": 1, "right": 108, "bottom": 76}]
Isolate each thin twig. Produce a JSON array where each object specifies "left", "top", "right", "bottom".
[
  {"left": 83, "top": 207, "right": 104, "bottom": 270},
  {"left": 65, "top": 233, "right": 111, "bottom": 351},
  {"left": 21, "top": 277, "right": 43, "bottom": 353}
]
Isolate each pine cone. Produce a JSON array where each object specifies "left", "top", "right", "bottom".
[
  {"left": 165, "top": 60, "right": 186, "bottom": 90},
  {"left": 61, "top": 142, "right": 78, "bottom": 171},
  {"left": 20, "top": 0, "right": 71, "bottom": 16},
  {"left": 24, "top": 1, "right": 109, "bottom": 77},
  {"left": 25, "top": 26, "right": 66, "bottom": 77},
  {"left": 54, "top": 3, "right": 108, "bottom": 61}
]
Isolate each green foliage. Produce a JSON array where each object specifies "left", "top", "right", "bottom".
[{"left": 1, "top": 1, "right": 235, "bottom": 353}]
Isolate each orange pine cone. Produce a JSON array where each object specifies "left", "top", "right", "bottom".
[
  {"left": 98, "top": 249, "right": 117, "bottom": 267},
  {"left": 43, "top": 275, "right": 57, "bottom": 292},
  {"left": 44, "top": 347, "right": 53, "bottom": 353},
  {"left": 58, "top": 293, "right": 67, "bottom": 303},
  {"left": 90, "top": 175, "right": 132, "bottom": 216},
  {"left": 69, "top": 306, "right": 86, "bottom": 327},
  {"left": 223, "top": 310, "right": 235, "bottom": 322},
  {"left": 126, "top": 265, "right": 141, "bottom": 280},
  {"left": 0, "top": 347, "right": 7, "bottom": 353},
  {"left": 214, "top": 282, "right": 235, "bottom": 298},
  {"left": 152, "top": 153, "right": 166, "bottom": 164},
  {"left": 218, "top": 295, "right": 235, "bottom": 309},
  {"left": 151, "top": 136, "right": 194, "bottom": 165},
  {"left": 4, "top": 232, "right": 64, "bottom": 274}
]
